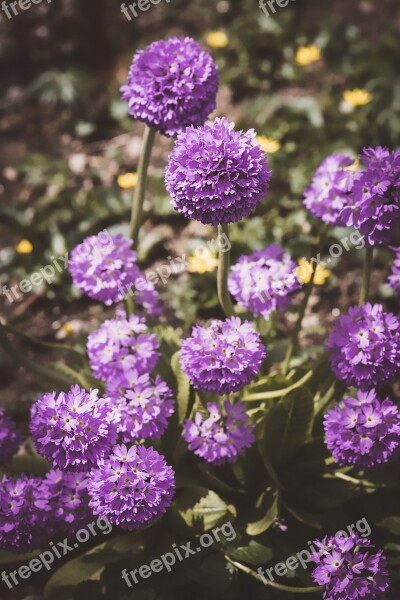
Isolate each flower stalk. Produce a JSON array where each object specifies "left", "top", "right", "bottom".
[
  {"left": 130, "top": 125, "right": 156, "bottom": 247},
  {"left": 217, "top": 224, "right": 235, "bottom": 317},
  {"left": 358, "top": 245, "right": 374, "bottom": 306}
]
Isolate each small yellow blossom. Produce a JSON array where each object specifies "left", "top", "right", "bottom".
[
  {"left": 344, "top": 157, "right": 360, "bottom": 172},
  {"left": 256, "top": 136, "right": 281, "bottom": 154},
  {"left": 117, "top": 172, "right": 138, "bottom": 190},
  {"left": 295, "top": 45, "right": 322, "bottom": 66},
  {"left": 296, "top": 258, "right": 331, "bottom": 286},
  {"left": 15, "top": 239, "right": 33, "bottom": 254},
  {"left": 206, "top": 31, "right": 229, "bottom": 49},
  {"left": 62, "top": 322, "right": 75, "bottom": 335},
  {"left": 342, "top": 89, "right": 373, "bottom": 108},
  {"left": 187, "top": 247, "right": 219, "bottom": 274}
]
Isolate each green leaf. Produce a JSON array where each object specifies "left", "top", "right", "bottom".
[
  {"left": 258, "top": 387, "right": 314, "bottom": 470},
  {"left": 246, "top": 491, "right": 278, "bottom": 536},
  {"left": 378, "top": 516, "right": 400, "bottom": 535},
  {"left": 171, "top": 351, "right": 191, "bottom": 424},
  {"left": 44, "top": 556, "right": 104, "bottom": 597},
  {"left": 174, "top": 487, "right": 236, "bottom": 531},
  {"left": 229, "top": 541, "right": 273, "bottom": 565}
]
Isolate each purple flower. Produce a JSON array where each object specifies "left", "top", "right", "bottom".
[
  {"left": 327, "top": 303, "right": 400, "bottom": 388},
  {"left": 0, "top": 408, "right": 22, "bottom": 465},
  {"left": 107, "top": 370, "right": 175, "bottom": 442},
  {"left": 165, "top": 117, "right": 271, "bottom": 226},
  {"left": 69, "top": 232, "right": 160, "bottom": 314},
  {"left": 0, "top": 474, "right": 49, "bottom": 553},
  {"left": 183, "top": 399, "right": 254, "bottom": 465},
  {"left": 30, "top": 385, "right": 118, "bottom": 471},
  {"left": 88, "top": 444, "right": 175, "bottom": 531},
  {"left": 228, "top": 244, "right": 300, "bottom": 319},
  {"left": 388, "top": 247, "right": 400, "bottom": 294},
  {"left": 324, "top": 389, "right": 400, "bottom": 468},
  {"left": 180, "top": 316, "right": 266, "bottom": 394},
  {"left": 340, "top": 146, "right": 400, "bottom": 245},
  {"left": 311, "top": 533, "right": 389, "bottom": 599},
  {"left": 87, "top": 313, "right": 160, "bottom": 384},
  {"left": 40, "top": 470, "right": 93, "bottom": 537},
  {"left": 121, "top": 37, "right": 218, "bottom": 138},
  {"left": 303, "top": 153, "right": 354, "bottom": 224}
]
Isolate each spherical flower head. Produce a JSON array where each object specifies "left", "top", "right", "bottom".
[
  {"left": 88, "top": 444, "right": 175, "bottom": 531},
  {"left": 388, "top": 247, "right": 400, "bottom": 294},
  {"left": 303, "top": 153, "right": 355, "bottom": 224},
  {"left": 40, "top": 470, "right": 93, "bottom": 537},
  {"left": 165, "top": 117, "right": 271, "bottom": 226},
  {"left": 107, "top": 370, "right": 175, "bottom": 442},
  {"left": 183, "top": 399, "right": 254, "bottom": 465},
  {"left": 311, "top": 533, "right": 389, "bottom": 599},
  {"left": 180, "top": 316, "right": 266, "bottom": 394},
  {"left": 327, "top": 303, "right": 400, "bottom": 388},
  {"left": 0, "top": 474, "right": 49, "bottom": 553},
  {"left": 340, "top": 146, "right": 400, "bottom": 245},
  {"left": 228, "top": 245, "right": 300, "bottom": 319},
  {"left": 69, "top": 232, "right": 161, "bottom": 314},
  {"left": 30, "top": 385, "right": 118, "bottom": 471},
  {"left": 324, "top": 389, "right": 400, "bottom": 468},
  {"left": 121, "top": 37, "right": 218, "bottom": 138},
  {"left": 0, "top": 408, "right": 23, "bottom": 465},
  {"left": 87, "top": 313, "right": 160, "bottom": 384}
]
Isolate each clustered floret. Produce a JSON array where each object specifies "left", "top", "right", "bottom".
[
  {"left": 121, "top": 37, "right": 218, "bottom": 137},
  {"left": 388, "top": 247, "right": 400, "bottom": 294},
  {"left": 341, "top": 146, "right": 400, "bottom": 245},
  {"left": 303, "top": 153, "right": 355, "bottom": 224},
  {"left": 30, "top": 385, "right": 118, "bottom": 471},
  {"left": 0, "top": 408, "right": 22, "bottom": 465},
  {"left": 311, "top": 534, "right": 389, "bottom": 600},
  {"left": 165, "top": 117, "right": 271, "bottom": 226},
  {"left": 87, "top": 313, "right": 160, "bottom": 385},
  {"left": 69, "top": 232, "right": 160, "bottom": 314},
  {"left": 180, "top": 316, "right": 266, "bottom": 394},
  {"left": 228, "top": 244, "right": 300, "bottom": 318},
  {"left": 88, "top": 444, "right": 175, "bottom": 531},
  {"left": 324, "top": 389, "right": 400, "bottom": 468},
  {"left": 107, "top": 370, "right": 175, "bottom": 442},
  {"left": 327, "top": 303, "right": 400, "bottom": 388},
  {"left": 183, "top": 400, "right": 254, "bottom": 465}
]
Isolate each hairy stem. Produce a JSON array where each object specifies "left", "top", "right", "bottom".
[
  {"left": 358, "top": 245, "right": 374, "bottom": 307},
  {"left": 129, "top": 125, "right": 156, "bottom": 248},
  {"left": 217, "top": 224, "right": 235, "bottom": 317}
]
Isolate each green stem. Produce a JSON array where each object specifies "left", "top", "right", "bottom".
[
  {"left": 242, "top": 369, "right": 314, "bottom": 402},
  {"left": 217, "top": 224, "right": 235, "bottom": 317},
  {"left": 3, "top": 324, "right": 84, "bottom": 360},
  {"left": 129, "top": 125, "right": 156, "bottom": 248},
  {"left": 224, "top": 555, "right": 322, "bottom": 594},
  {"left": 358, "top": 245, "right": 374, "bottom": 307},
  {"left": 0, "top": 324, "right": 72, "bottom": 387},
  {"left": 332, "top": 471, "right": 396, "bottom": 489}
]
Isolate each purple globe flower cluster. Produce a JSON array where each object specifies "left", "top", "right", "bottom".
[
  {"left": 388, "top": 247, "right": 400, "bottom": 294},
  {"left": 311, "top": 534, "right": 389, "bottom": 600},
  {"left": 228, "top": 244, "right": 300, "bottom": 319},
  {"left": 341, "top": 146, "right": 400, "bottom": 246},
  {"left": 0, "top": 408, "right": 22, "bottom": 465},
  {"left": 88, "top": 444, "right": 175, "bottom": 531},
  {"left": 324, "top": 389, "right": 400, "bottom": 468},
  {"left": 180, "top": 316, "right": 266, "bottom": 394},
  {"left": 30, "top": 385, "right": 118, "bottom": 471},
  {"left": 303, "top": 153, "right": 355, "bottom": 225},
  {"left": 69, "top": 232, "right": 160, "bottom": 314},
  {"left": 87, "top": 313, "right": 160, "bottom": 385},
  {"left": 121, "top": 37, "right": 218, "bottom": 138},
  {"left": 327, "top": 303, "right": 400, "bottom": 389},
  {"left": 107, "top": 370, "right": 175, "bottom": 442},
  {"left": 183, "top": 400, "right": 254, "bottom": 465},
  {"left": 165, "top": 117, "right": 271, "bottom": 226}
]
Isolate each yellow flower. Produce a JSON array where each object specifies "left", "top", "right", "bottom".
[
  {"left": 117, "top": 172, "right": 138, "bottom": 190},
  {"left": 187, "top": 247, "right": 219, "bottom": 274},
  {"left": 206, "top": 31, "right": 229, "bottom": 49},
  {"left": 344, "top": 157, "right": 360, "bottom": 172},
  {"left": 15, "top": 239, "right": 33, "bottom": 254},
  {"left": 295, "top": 45, "right": 322, "bottom": 66},
  {"left": 256, "top": 136, "right": 281, "bottom": 154},
  {"left": 296, "top": 258, "right": 331, "bottom": 286},
  {"left": 342, "top": 89, "right": 372, "bottom": 108},
  {"left": 62, "top": 322, "right": 75, "bottom": 335}
]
